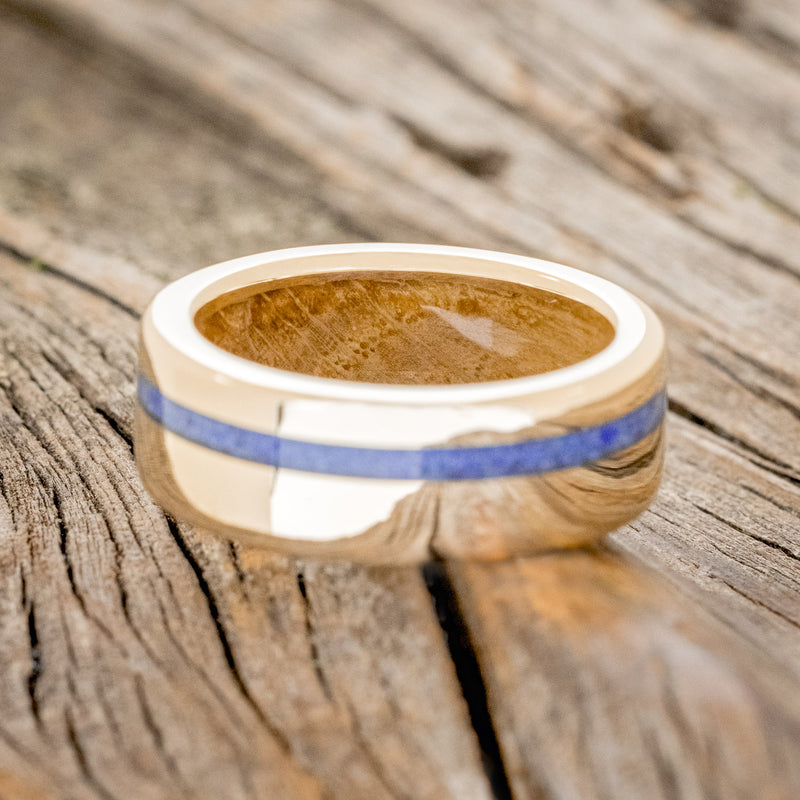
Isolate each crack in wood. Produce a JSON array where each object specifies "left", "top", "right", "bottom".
[
  {"left": 163, "top": 517, "right": 295, "bottom": 756},
  {"left": 337, "top": 693, "right": 410, "bottom": 800},
  {"left": 295, "top": 571, "right": 334, "bottom": 703},
  {"left": 426, "top": 492, "right": 444, "bottom": 560},
  {"left": 93, "top": 672, "right": 126, "bottom": 753},
  {"left": 691, "top": 500, "right": 800, "bottom": 563},
  {"left": 658, "top": 0, "right": 800, "bottom": 74},
  {"left": 698, "top": 350, "right": 800, "bottom": 422},
  {"left": 668, "top": 400, "right": 800, "bottom": 485},
  {"left": 676, "top": 210, "right": 800, "bottom": 282},
  {"left": 228, "top": 542, "right": 247, "bottom": 586},
  {"left": 741, "top": 484, "right": 800, "bottom": 521},
  {"left": 52, "top": 487, "right": 86, "bottom": 614},
  {"left": 64, "top": 707, "right": 118, "bottom": 800},
  {"left": 710, "top": 336, "right": 798, "bottom": 390},
  {"left": 133, "top": 675, "right": 188, "bottom": 795},
  {"left": 103, "top": 525, "right": 136, "bottom": 634},
  {"left": 148, "top": 587, "right": 263, "bottom": 737},
  {"left": 749, "top": 24, "right": 800, "bottom": 72},
  {"left": 18, "top": 565, "right": 27, "bottom": 610},
  {"left": 721, "top": 579, "right": 800, "bottom": 630},
  {"left": 26, "top": 601, "right": 43, "bottom": 731},
  {"left": 422, "top": 562, "right": 513, "bottom": 800},
  {"left": 46, "top": 458, "right": 159, "bottom": 666},
  {"left": 0, "top": 239, "right": 140, "bottom": 318},
  {"left": 91, "top": 405, "right": 134, "bottom": 450},
  {"left": 0, "top": 314, "right": 137, "bottom": 472}
]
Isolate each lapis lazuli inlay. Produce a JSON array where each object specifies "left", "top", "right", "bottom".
[{"left": 137, "top": 375, "right": 665, "bottom": 481}]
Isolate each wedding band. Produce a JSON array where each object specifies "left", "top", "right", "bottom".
[{"left": 134, "top": 243, "right": 666, "bottom": 563}]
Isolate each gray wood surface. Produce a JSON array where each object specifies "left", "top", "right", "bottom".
[{"left": 0, "top": 1, "right": 798, "bottom": 798}]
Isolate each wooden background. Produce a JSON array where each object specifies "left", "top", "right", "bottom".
[{"left": 0, "top": 0, "right": 799, "bottom": 797}]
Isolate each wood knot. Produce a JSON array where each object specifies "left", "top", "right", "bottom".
[
  {"left": 617, "top": 99, "right": 678, "bottom": 154},
  {"left": 394, "top": 115, "right": 509, "bottom": 179},
  {"left": 668, "top": 0, "right": 745, "bottom": 29}
]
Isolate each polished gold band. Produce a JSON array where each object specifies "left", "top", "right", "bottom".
[{"left": 134, "top": 244, "right": 666, "bottom": 563}]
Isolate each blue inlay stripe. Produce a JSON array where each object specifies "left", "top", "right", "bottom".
[{"left": 138, "top": 375, "right": 666, "bottom": 481}]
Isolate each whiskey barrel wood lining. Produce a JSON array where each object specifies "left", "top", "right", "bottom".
[
  {"left": 0, "top": 2, "right": 798, "bottom": 798},
  {"left": 193, "top": 272, "right": 616, "bottom": 384}
]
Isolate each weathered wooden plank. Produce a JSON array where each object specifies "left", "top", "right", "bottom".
[
  {"left": 7, "top": 0, "right": 797, "bottom": 462},
  {"left": 6, "top": 207, "right": 799, "bottom": 799},
  {"left": 0, "top": 16, "right": 495, "bottom": 797},
  {"left": 0, "top": 3, "right": 366, "bottom": 282},
  {"left": 0, "top": 247, "right": 494, "bottom": 800},
  {"left": 612, "top": 414, "right": 800, "bottom": 674},
  {"left": 444, "top": 411, "right": 800, "bottom": 797},
  {"left": 354, "top": 0, "right": 800, "bottom": 274},
  {"left": 0, "top": 255, "right": 320, "bottom": 800},
  {"left": 450, "top": 550, "right": 800, "bottom": 800},
  {"left": 649, "top": 0, "right": 800, "bottom": 73},
  {"left": 1, "top": 2, "right": 799, "bottom": 798},
  {"left": 5, "top": 0, "right": 798, "bottom": 620}
]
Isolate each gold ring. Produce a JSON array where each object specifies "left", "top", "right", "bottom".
[{"left": 135, "top": 243, "right": 666, "bottom": 563}]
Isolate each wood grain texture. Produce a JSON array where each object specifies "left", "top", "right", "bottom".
[
  {"left": 0, "top": 16, "right": 494, "bottom": 797},
  {"left": 450, "top": 550, "right": 800, "bottom": 800},
  {"left": 0, "top": 0, "right": 799, "bottom": 797},
  {"left": 0, "top": 249, "right": 493, "bottom": 799},
  {"left": 194, "top": 271, "right": 614, "bottom": 383}
]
